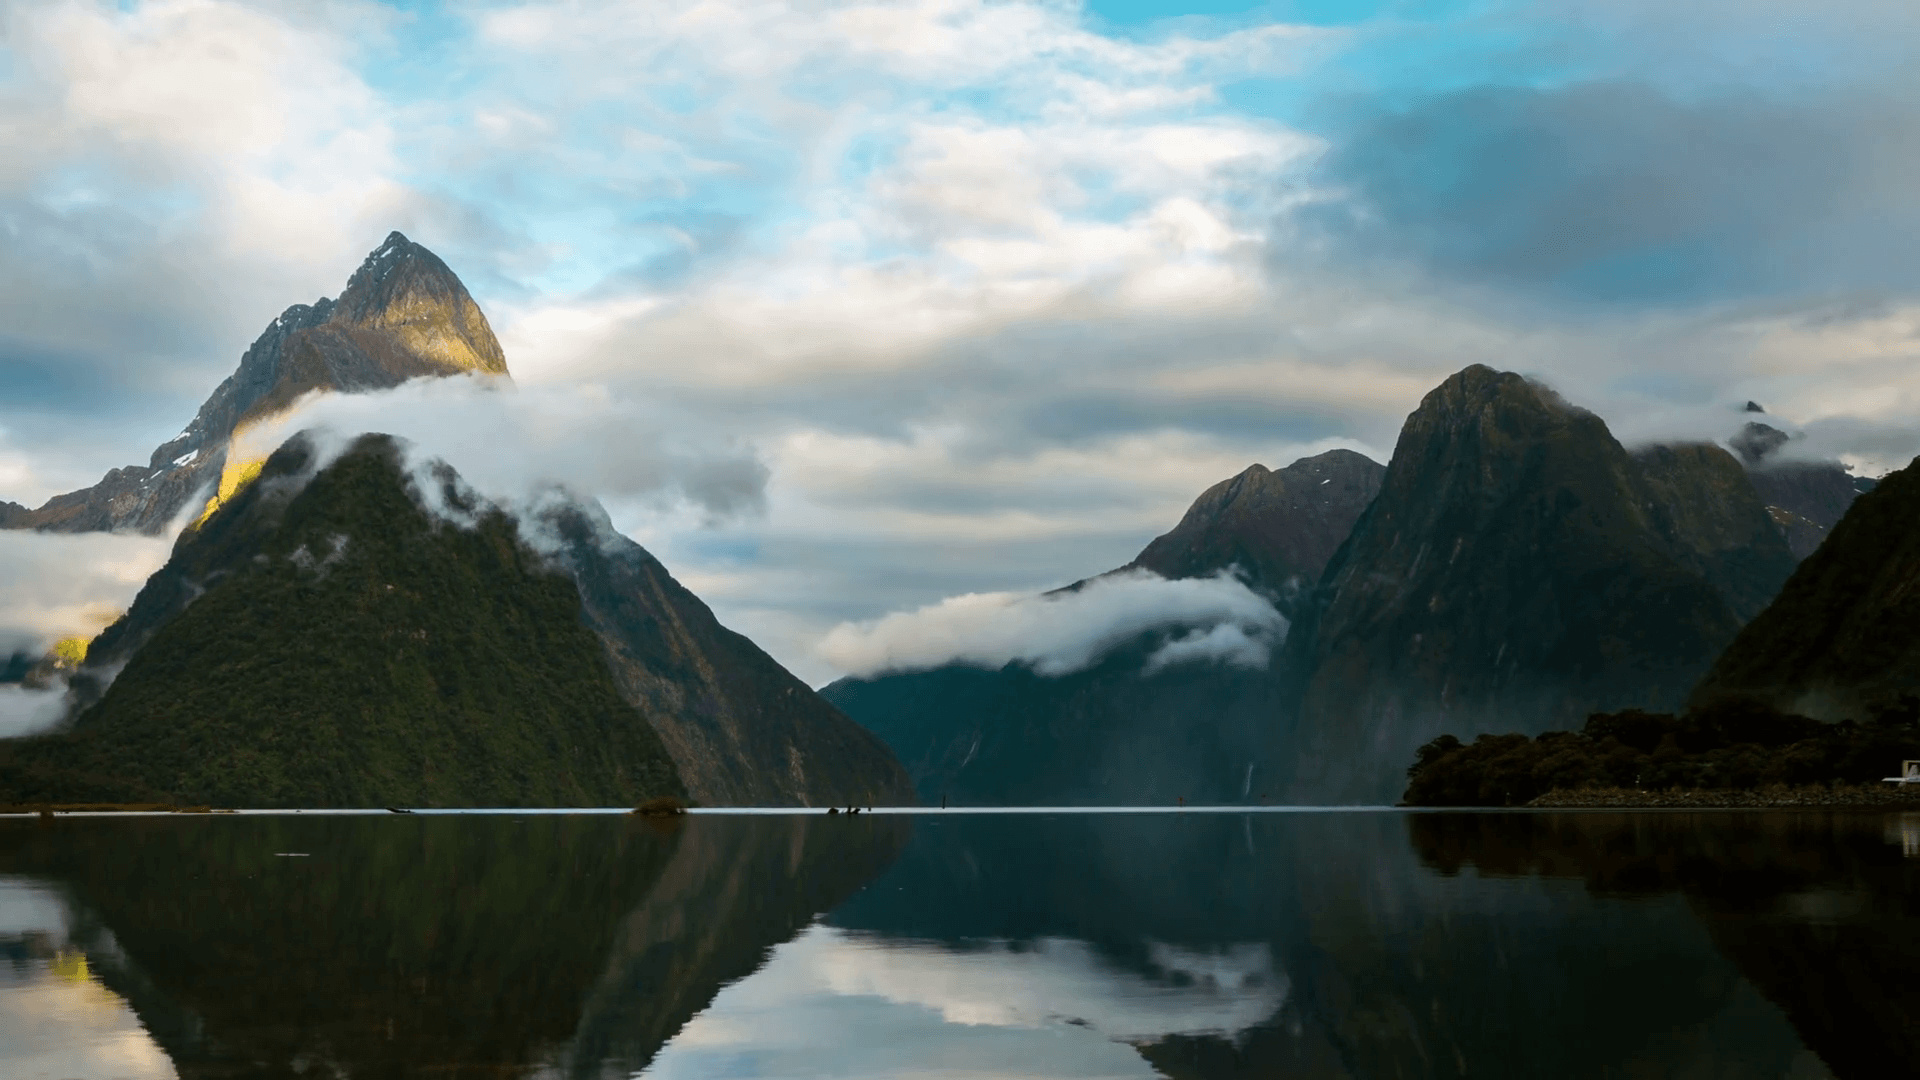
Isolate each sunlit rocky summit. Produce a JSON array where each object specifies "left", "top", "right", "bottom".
[{"left": 1, "top": 232, "right": 507, "bottom": 535}]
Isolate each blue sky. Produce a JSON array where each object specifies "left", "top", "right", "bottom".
[{"left": 2, "top": 0, "right": 1917, "bottom": 681}]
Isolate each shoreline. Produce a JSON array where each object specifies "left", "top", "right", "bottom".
[{"left": 1525, "top": 784, "right": 1920, "bottom": 809}]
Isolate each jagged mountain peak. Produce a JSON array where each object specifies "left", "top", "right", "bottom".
[
  {"left": 1731, "top": 420, "right": 1791, "bottom": 466},
  {"left": 5, "top": 232, "right": 508, "bottom": 535},
  {"left": 1287, "top": 364, "right": 1792, "bottom": 802},
  {"left": 1127, "top": 448, "right": 1384, "bottom": 605}
]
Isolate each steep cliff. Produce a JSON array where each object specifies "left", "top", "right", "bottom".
[
  {"left": 1126, "top": 450, "right": 1386, "bottom": 614},
  {"left": 1691, "top": 453, "right": 1920, "bottom": 719},
  {"left": 536, "top": 499, "right": 914, "bottom": 807},
  {"left": 1731, "top": 414, "right": 1870, "bottom": 559},
  {"left": 1287, "top": 366, "right": 1794, "bottom": 803},
  {"left": 2, "top": 233, "right": 507, "bottom": 534}
]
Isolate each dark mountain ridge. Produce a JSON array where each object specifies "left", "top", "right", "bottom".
[
  {"left": 1285, "top": 365, "right": 1796, "bottom": 803},
  {"left": 1125, "top": 449, "right": 1385, "bottom": 614},
  {"left": 1691, "top": 450, "right": 1920, "bottom": 720},
  {"left": 2, "top": 232, "right": 507, "bottom": 534}
]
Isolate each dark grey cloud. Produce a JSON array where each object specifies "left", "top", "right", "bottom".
[{"left": 1298, "top": 80, "right": 1920, "bottom": 305}]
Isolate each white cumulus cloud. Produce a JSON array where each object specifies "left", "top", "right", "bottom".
[{"left": 817, "top": 568, "right": 1286, "bottom": 679}]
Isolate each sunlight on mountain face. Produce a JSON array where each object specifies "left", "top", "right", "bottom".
[
  {"left": 0, "top": 878, "right": 175, "bottom": 1080},
  {"left": 641, "top": 924, "right": 1285, "bottom": 1079}
]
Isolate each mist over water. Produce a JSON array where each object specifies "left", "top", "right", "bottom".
[{"left": 0, "top": 809, "right": 1909, "bottom": 1079}]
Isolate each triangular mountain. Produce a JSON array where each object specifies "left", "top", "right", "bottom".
[
  {"left": 3, "top": 233, "right": 507, "bottom": 534},
  {"left": 0, "top": 433, "right": 911, "bottom": 808},
  {"left": 822, "top": 449, "right": 1384, "bottom": 805},
  {"left": 1286, "top": 365, "right": 1796, "bottom": 803},
  {"left": 1690, "top": 453, "right": 1920, "bottom": 719}
]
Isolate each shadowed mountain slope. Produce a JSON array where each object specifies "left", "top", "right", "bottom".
[
  {"left": 1731, "top": 414, "right": 1873, "bottom": 559},
  {"left": 1126, "top": 450, "right": 1385, "bottom": 611},
  {"left": 535, "top": 500, "right": 915, "bottom": 807},
  {"left": 3, "top": 232, "right": 506, "bottom": 534},
  {"left": 1286, "top": 365, "right": 1795, "bottom": 803},
  {"left": 824, "top": 449, "right": 1383, "bottom": 805},
  {"left": 1691, "top": 453, "right": 1920, "bottom": 719}
]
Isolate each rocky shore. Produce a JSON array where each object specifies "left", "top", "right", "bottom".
[{"left": 1526, "top": 784, "right": 1920, "bottom": 809}]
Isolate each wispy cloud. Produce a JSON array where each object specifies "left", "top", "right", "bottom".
[
  {"left": 817, "top": 568, "right": 1285, "bottom": 679},
  {"left": 0, "top": 530, "right": 172, "bottom": 657}
]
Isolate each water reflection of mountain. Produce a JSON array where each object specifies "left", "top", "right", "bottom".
[
  {"left": 1409, "top": 811, "right": 1920, "bottom": 1080},
  {"left": 0, "top": 813, "right": 902, "bottom": 1079},
  {"left": 827, "top": 813, "right": 1846, "bottom": 1080}
]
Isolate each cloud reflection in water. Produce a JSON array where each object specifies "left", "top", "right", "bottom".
[{"left": 642, "top": 925, "right": 1284, "bottom": 1079}]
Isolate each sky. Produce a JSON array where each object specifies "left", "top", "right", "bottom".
[{"left": 2, "top": 0, "right": 1918, "bottom": 685}]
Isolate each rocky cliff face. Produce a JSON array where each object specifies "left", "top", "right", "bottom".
[
  {"left": 1690, "top": 453, "right": 1920, "bottom": 719},
  {"left": 2, "top": 233, "right": 506, "bottom": 535},
  {"left": 1126, "top": 449, "right": 1385, "bottom": 615},
  {"left": 536, "top": 500, "right": 914, "bottom": 807},
  {"left": 823, "top": 449, "right": 1383, "bottom": 805},
  {"left": 1286, "top": 366, "right": 1796, "bottom": 803},
  {"left": 1731, "top": 415, "right": 1869, "bottom": 560}
]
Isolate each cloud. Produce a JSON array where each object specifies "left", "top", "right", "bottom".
[
  {"left": 0, "top": 528, "right": 170, "bottom": 738},
  {"left": 641, "top": 924, "right": 1286, "bottom": 1080},
  {"left": 1298, "top": 80, "right": 1920, "bottom": 305},
  {"left": 817, "top": 568, "right": 1285, "bottom": 679},
  {"left": 0, "top": 530, "right": 173, "bottom": 657},
  {"left": 230, "top": 374, "right": 770, "bottom": 523},
  {"left": 0, "top": 685, "right": 69, "bottom": 739}
]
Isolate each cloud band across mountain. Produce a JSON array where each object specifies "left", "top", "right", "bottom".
[{"left": 817, "top": 568, "right": 1285, "bottom": 679}]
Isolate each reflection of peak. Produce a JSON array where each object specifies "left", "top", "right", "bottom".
[
  {"left": 0, "top": 815, "right": 902, "bottom": 1078},
  {"left": 3, "top": 233, "right": 508, "bottom": 535}
]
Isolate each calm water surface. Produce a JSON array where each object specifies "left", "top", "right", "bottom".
[{"left": 1, "top": 809, "right": 1914, "bottom": 1079}]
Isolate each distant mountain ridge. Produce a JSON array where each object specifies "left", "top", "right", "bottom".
[
  {"left": 824, "top": 449, "right": 1385, "bottom": 805},
  {"left": 2, "top": 232, "right": 506, "bottom": 534},
  {"left": 1284, "top": 366, "right": 1798, "bottom": 803},
  {"left": 1124, "top": 449, "right": 1385, "bottom": 615},
  {"left": 1729, "top": 406, "right": 1872, "bottom": 559}
]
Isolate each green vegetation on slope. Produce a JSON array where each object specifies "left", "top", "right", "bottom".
[
  {"left": 1692, "top": 452, "right": 1920, "bottom": 718},
  {"left": 0, "top": 433, "right": 686, "bottom": 807},
  {"left": 1401, "top": 699, "right": 1920, "bottom": 806}
]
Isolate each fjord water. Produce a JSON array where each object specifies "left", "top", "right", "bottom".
[{"left": 1, "top": 811, "right": 1912, "bottom": 1079}]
